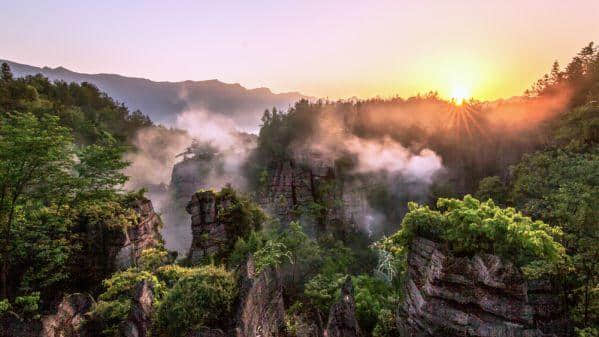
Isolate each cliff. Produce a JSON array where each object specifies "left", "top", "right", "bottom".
[
  {"left": 185, "top": 189, "right": 262, "bottom": 264},
  {"left": 396, "top": 237, "right": 568, "bottom": 337},
  {"left": 186, "top": 190, "right": 231, "bottom": 263},
  {"left": 116, "top": 197, "right": 164, "bottom": 269},
  {"left": 234, "top": 256, "right": 287, "bottom": 337},
  {"left": 261, "top": 155, "right": 368, "bottom": 231}
]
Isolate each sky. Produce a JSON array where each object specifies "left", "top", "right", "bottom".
[{"left": 3, "top": 1, "right": 599, "bottom": 100}]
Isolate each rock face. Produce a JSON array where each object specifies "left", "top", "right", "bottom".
[
  {"left": 170, "top": 155, "right": 220, "bottom": 209},
  {"left": 186, "top": 190, "right": 232, "bottom": 263},
  {"left": 116, "top": 197, "right": 164, "bottom": 269},
  {"left": 234, "top": 256, "right": 287, "bottom": 337},
  {"left": 324, "top": 276, "right": 360, "bottom": 337},
  {"left": 121, "top": 280, "right": 155, "bottom": 337},
  {"left": 261, "top": 156, "right": 368, "bottom": 229},
  {"left": 397, "top": 237, "right": 567, "bottom": 337},
  {"left": 41, "top": 293, "right": 93, "bottom": 337}
]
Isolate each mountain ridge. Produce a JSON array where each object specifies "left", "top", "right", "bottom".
[{"left": 1, "top": 59, "right": 309, "bottom": 128}]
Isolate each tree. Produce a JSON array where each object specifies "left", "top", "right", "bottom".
[
  {"left": 475, "top": 176, "right": 508, "bottom": 206},
  {"left": 0, "top": 112, "right": 74, "bottom": 299},
  {"left": 1, "top": 63, "right": 12, "bottom": 82},
  {"left": 511, "top": 149, "right": 599, "bottom": 326}
]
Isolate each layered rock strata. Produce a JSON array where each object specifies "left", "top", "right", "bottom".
[{"left": 396, "top": 237, "right": 567, "bottom": 337}]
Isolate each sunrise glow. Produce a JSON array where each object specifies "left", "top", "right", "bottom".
[{"left": 451, "top": 85, "right": 471, "bottom": 104}]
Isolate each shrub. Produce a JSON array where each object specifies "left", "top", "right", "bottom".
[
  {"left": 352, "top": 275, "right": 394, "bottom": 334},
  {"left": 379, "top": 195, "right": 566, "bottom": 277},
  {"left": 303, "top": 273, "right": 345, "bottom": 314},
  {"left": 14, "top": 292, "right": 40, "bottom": 319},
  {"left": 254, "top": 240, "right": 292, "bottom": 273},
  {"left": 155, "top": 265, "right": 196, "bottom": 288},
  {"left": 228, "top": 230, "right": 267, "bottom": 268},
  {"left": 98, "top": 269, "right": 163, "bottom": 302},
  {"left": 475, "top": 176, "right": 508, "bottom": 206},
  {"left": 0, "top": 299, "right": 10, "bottom": 316},
  {"left": 153, "top": 265, "right": 237, "bottom": 337},
  {"left": 88, "top": 268, "right": 164, "bottom": 336},
  {"left": 138, "top": 247, "right": 170, "bottom": 271}
]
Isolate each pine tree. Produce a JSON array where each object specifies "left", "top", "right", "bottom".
[{"left": 1, "top": 63, "right": 12, "bottom": 81}]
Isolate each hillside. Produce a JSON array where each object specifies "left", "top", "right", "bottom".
[{"left": 1, "top": 59, "right": 308, "bottom": 128}]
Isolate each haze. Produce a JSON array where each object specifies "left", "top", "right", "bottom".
[{"left": 3, "top": 0, "right": 599, "bottom": 100}]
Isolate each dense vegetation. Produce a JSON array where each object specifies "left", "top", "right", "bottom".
[
  {"left": 0, "top": 63, "right": 151, "bottom": 320},
  {"left": 470, "top": 43, "right": 599, "bottom": 333},
  {"left": 0, "top": 62, "right": 152, "bottom": 145},
  {"left": 379, "top": 196, "right": 565, "bottom": 275}
]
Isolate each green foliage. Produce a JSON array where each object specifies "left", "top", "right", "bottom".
[
  {"left": 217, "top": 186, "right": 267, "bottom": 233},
  {"left": 153, "top": 265, "right": 237, "bottom": 337},
  {"left": 303, "top": 273, "right": 345, "bottom": 315},
  {"left": 90, "top": 299, "right": 132, "bottom": 336},
  {"left": 155, "top": 265, "right": 196, "bottom": 288},
  {"left": 0, "top": 63, "right": 152, "bottom": 145},
  {"left": 511, "top": 148, "right": 598, "bottom": 328},
  {"left": 317, "top": 235, "right": 356, "bottom": 275},
  {"left": 228, "top": 230, "right": 267, "bottom": 268},
  {"left": 98, "top": 268, "right": 164, "bottom": 302},
  {"left": 475, "top": 176, "right": 508, "bottom": 206},
  {"left": 0, "top": 293, "right": 41, "bottom": 320},
  {"left": 208, "top": 186, "right": 268, "bottom": 262},
  {"left": 13, "top": 292, "right": 40, "bottom": 319},
  {"left": 553, "top": 104, "right": 599, "bottom": 151},
  {"left": 138, "top": 248, "right": 170, "bottom": 271},
  {"left": 352, "top": 275, "right": 394, "bottom": 334},
  {"left": 576, "top": 327, "right": 599, "bottom": 337},
  {"left": 0, "top": 299, "right": 10, "bottom": 316},
  {"left": 88, "top": 268, "right": 164, "bottom": 336},
  {"left": 528, "top": 42, "right": 599, "bottom": 107},
  {"left": 303, "top": 273, "right": 394, "bottom": 334},
  {"left": 380, "top": 195, "right": 566, "bottom": 276},
  {"left": 0, "top": 112, "right": 75, "bottom": 301},
  {"left": 372, "top": 309, "right": 401, "bottom": 337},
  {"left": 254, "top": 240, "right": 292, "bottom": 273}
]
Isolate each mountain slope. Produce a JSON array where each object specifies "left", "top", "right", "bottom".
[{"left": 2, "top": 59, "right": 308, "bottom": 128}]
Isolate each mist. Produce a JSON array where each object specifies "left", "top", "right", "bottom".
[
  {"left": 124, "top": 107, "right": 257, "bottom": 255},
  {"left": 124, "top": 86, "right": 572, "bottom": 252}
]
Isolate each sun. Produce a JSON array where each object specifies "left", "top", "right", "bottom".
[{"left": 451, "top": 85, "right": 470, "bottom": 104}]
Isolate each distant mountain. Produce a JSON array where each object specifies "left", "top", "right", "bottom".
[{"left": 2, "top": 59, "right": 309, "bottom": 128}]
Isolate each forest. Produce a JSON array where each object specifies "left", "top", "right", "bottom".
[{"left": 0, "top": 42, "right": 597, "bottom": 337}]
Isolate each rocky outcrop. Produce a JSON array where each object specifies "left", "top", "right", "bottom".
[
  {"left": 41, "top": 293, "right": 93, "bottom": 337},
  {"left": 116, "top": 197, "right": 164, "bottom": 269},
  {"left": 186, "top": 190, "right": 231, "bottom": 263},
  {"left": 234, "top": 256, "right": 287, "bottom": 337},
  {"left": 261, "top": 155, "right": 368, "bottom": 229},
  {"left": 170, "top": 155, "right": 220, "bottom": 209},
  {"left": 396, "top": 237, "right": 567, "bottom": 337},
  {"left": 121, "top": 280, "right": 155, "bottom": 337},
  {"left": 324, "top": 276, "right": 360, "bottom": 337}
]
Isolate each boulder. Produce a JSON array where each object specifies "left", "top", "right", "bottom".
[
  {"left": 41, "top": 293, "right": 93, "bottom": 337},
  {"left": 324, "top": 276, "right": 360, "bottom": 337},
  {"left": 396, "top": 236, "right": 568, "bottom": 337}
]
